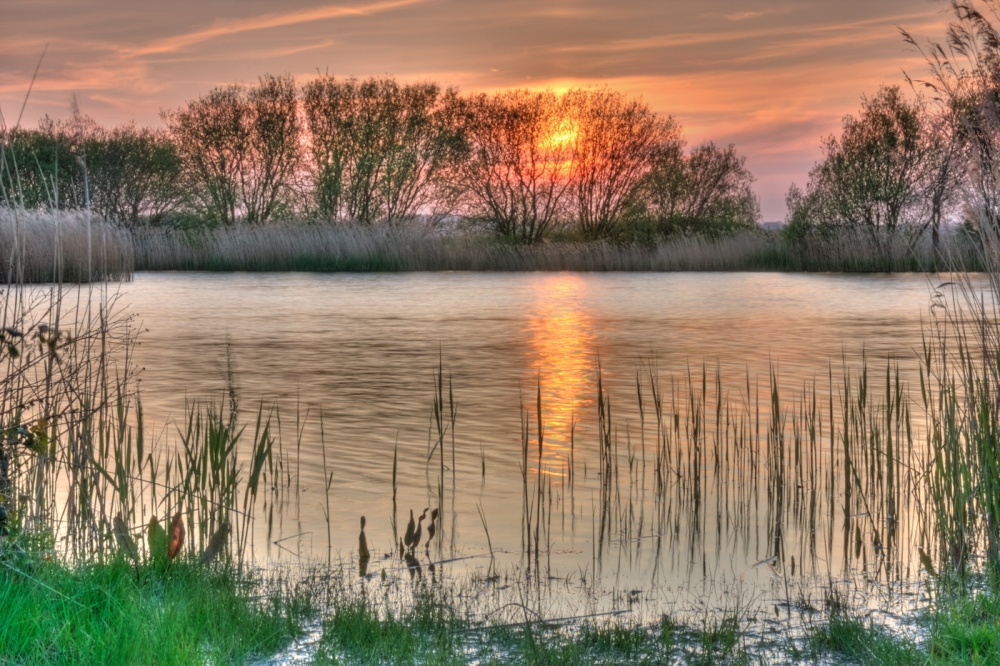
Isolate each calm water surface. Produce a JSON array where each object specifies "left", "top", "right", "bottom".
[{"left": 121, "top": 271, "right": 951, "bottom": 619}]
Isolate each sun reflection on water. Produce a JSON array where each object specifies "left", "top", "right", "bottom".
[{"left": 525, "top": 274, "right": 596, "bottom": 474}]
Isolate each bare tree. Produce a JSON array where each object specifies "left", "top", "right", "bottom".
[
  {"left": 903, "top": 4, "right": 1000, "bottom": 242},
  {"left": 163, "top": 74, "right": 301, "bottom": 225},
  {"left": 455, "top": 89, "right": 572, "bottom": 243},
  {"left": 302, "top": 75, "right": 464, "bottom": 224},
  {"left": 565, "top": 88, "right": 678, "bottom": 239}
]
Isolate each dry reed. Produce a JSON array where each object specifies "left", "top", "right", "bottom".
[
  {"left": 130, "top": 220, "right": 979, "bottom": 274},
  {"left": 0, "top": 209, "right": 134, "bottom": 282}
]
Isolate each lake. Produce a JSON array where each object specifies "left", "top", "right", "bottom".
[{"left": 118, "top": 271, "right": 955, "bottom": 623}]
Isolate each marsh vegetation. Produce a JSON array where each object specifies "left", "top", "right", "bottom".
[{"left": 12, "top": 2, "right": 1000, "bottom": 664}]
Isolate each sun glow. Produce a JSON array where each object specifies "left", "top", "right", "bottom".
[{"left": 540, "top": 118, "right": 579, "bottom": 152}]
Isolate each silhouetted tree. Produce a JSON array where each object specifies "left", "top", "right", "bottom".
[
  {"left": 302, "top": 75, "right": 464, "bottom": 224},
  {"left": 163, "top": 74, "right": 301, "bottom": 225},
  {"left": 793, "top": 86, "right": 929, "bottom": 243},
  {"left": 639, "top": 141, "right": 759, "bottom": 235},
  {"left": 455, "top": 89, "right": 572, "bottom": 243},
  {"left": 565, "top": 88, "right": 679, "bottom": 239}
]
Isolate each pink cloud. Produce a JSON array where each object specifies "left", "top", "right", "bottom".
[{"left": 126, "top": 0, "right": 425, "bottom": 57}]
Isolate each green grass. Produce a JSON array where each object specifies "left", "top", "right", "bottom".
[
  {"left": 924, "top": 587, "right": 1000, "bottom": 664},
  {"left": 807, "top": 609, "right": 920, "bottom": 665},
  {"left": 804, "top": 582, "right": 1000, "bottom": 665},
  {"left": 0, "top": 549, "right": 311, "bottom": 664}
]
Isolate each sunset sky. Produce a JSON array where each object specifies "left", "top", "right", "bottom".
[{"left": 1, "top": 0, "right": 953, "bottom": 220}]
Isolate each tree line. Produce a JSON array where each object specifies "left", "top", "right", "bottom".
[
  {"left": 784, "top": 1, "right": 1000, "bottom": 255},
  {"left": 784, "top": 84, "right": 960, "bottom": 251},
  {"left": 0, "top": 76, "right": 758, "bottom": 243}
]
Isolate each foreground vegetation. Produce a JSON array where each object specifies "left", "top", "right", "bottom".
[{"left": 0, "top": 554, "right": 310, "bottom": 663}]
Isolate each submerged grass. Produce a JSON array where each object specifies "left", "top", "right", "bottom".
[
  {"left": 807, "top": 609, "right": 920, "bottom": 665},
  {"left": 311, "top": 578, "right": 756, "bottom": 666},
  {"left": 803, "top": 577, "right": 1000, "bottom": 665}
]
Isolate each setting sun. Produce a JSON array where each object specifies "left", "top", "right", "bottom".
[{"left": 540, "top": 119, "right": 579, "bottom": 151}]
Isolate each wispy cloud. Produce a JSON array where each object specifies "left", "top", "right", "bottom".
[
  {"left": 548, "top": 9, "right": 941, "bottom": 57},
  {"left": 127, "top": 0, "right": 424, "bottom": 57},
  {"left": 725, "top": 9, "right": 776, "bottom": 21}
]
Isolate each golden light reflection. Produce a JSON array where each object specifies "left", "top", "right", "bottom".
[{"left": 525, "top": 274, "right": 595, "bottom": 477}]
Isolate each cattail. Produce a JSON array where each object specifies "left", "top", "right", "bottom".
[
  {"left": 113, "top": 515, "right": 138, "bottom": 563},
  {"left": 403, "top": 509, "right": 416, "bottom": 550},
  {"left": 359, "top": 515, "right": 370, "bottom": 562},
  {"left": 199, "top": 522, "right": 231, "bottom": 565},
  {"left": 168, "top": 512, "right": 185, "bottom": 560},
  {"left": 425, "top": 508, "right": 439, "bottom": 550},
  {"left": 409, "top": 508, "right": 428, "bottom": 554}
]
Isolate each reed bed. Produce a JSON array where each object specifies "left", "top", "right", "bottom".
[
  {"left": 130, "top": 220, "right": 981, "bottom": 274},
  {"left": 0, "top": 208, "right": 978, "bottom": 277},
  {"left": 0, "top": 209, "right": 133, "bottom": 282}
]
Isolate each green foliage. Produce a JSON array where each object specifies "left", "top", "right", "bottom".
[
  {"left": 786, "top": 85, "right": 950, "bottom": 256},
  {"left": 634, "top": 141, "right": 760, "bottom": 238},
  {"left": 0, "top": 557, "right": 309, "bottom": 664},
  {"left": 147, "top": 515, "right": 169, "bottom": 567},
  {"left": 83, "top": 123, "right": 182, "bottom": 226},
  {"left": 0, "top": 121, "right": 88, "bottom": 210},
  {"left": 1, "top": 116, "right": 183, "bottom": 226},
  {"left": 927, "top": 589, "right": 1000, "bottom": 664},
  {"left": 807, "top": 608, "right": 919, "bottom": 665}
]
